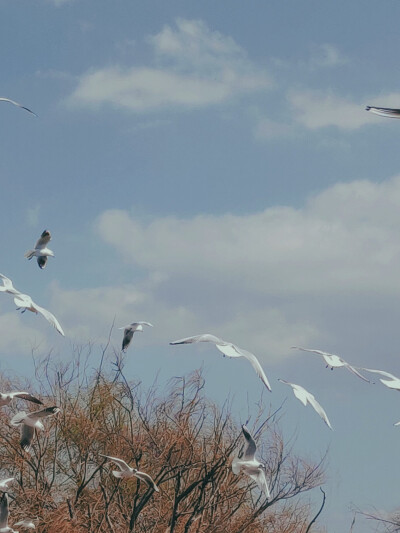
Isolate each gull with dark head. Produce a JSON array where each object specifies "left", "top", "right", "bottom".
[
  {"left": 24, "top": 230, "right": 54, "bottom": 269},
  {"left": 119, "top": 322, "right": 153, "bottom": 352},
  {"left": 100, "top": 455, "right": 159, "bottom": 492},
  {"left": 170, "top": 334, "right": 272, "bottom": 391},
  {"left": 292, "top": 346, "right": 369, "bottom": 382},
  {"left": 232, "top": 425, "right": 270, "bottom": 498},
  {"left": 0, "top": 97, "right": 37, "bottom": 117},
  {"left": 366, "top": 106, "right": 400, "bottom": 118},
  {"left": 10, "top": 406, "right": 60, "bottom": 453},
  {"left": 278, "top": 379, "right": 332, "bottom": 429},
  {"left": 14, "top": 293, "right": 64, "bottom": 336}
]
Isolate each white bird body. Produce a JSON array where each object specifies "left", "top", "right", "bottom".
[
  {"left": 232, "top": 426, "right": 270, "bottom": 498},
  {"left": 24, "top": 230, "right": 54, "bottom": 269},
  {"left": 10, "top": 406, "right": 60, "bottom": 453},
  {"left": 278, "top": 379, "right": 332, "bottom": 429},
  {"left": 292, "top": 347, "right": 369, "bottom": 382},
  {"left": 14, "top": 293, "right": 64, "bottom": 336},
  {"left": 100, "top": 455, "right": 159, "bottom": 491},
  {"left": 0, "top": 97, "right": 37, "bottom": 117},
  {"left": 170, "top": 334, "right": 272, "bottom": 391},
  {"left": 366, "top": 105, "right": 400, "bottom": 118},
  {"left": 119, "top": 322, "right": 153, "bottom": 352},
  {"left": 0, "top": 392, "right": 42, "bottom": 408}
]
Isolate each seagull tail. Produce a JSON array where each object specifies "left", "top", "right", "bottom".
[{"left": 24, "top": 250, "right": 35, "bottom": 260}]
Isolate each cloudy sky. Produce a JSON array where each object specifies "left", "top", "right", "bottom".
[{"left": 2, "top": 0, "right": 400, "bottom": 530}]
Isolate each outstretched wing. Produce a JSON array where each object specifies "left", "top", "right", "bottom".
[
  {"left": 34, "top": 230, "right": 51, "bottom": 249},
  {"left": 0, "top": 492, "right": 9, "bottom": 529},
  {"left": 134, "top": 470, "right": 160, "bottom": 492},
  {"left": 366, "top": 106, "right": 400, "bottom": 118},
  {"left": 307, "top": 394, "right": 333, "bottom": 430},
  {"left": 20, "top": 424, "right": 35, "bottom": 452},
  {"left": 33, "top": 303, "right": 65, "bottom": 336},
  {"left": 248, "top": 468, "right": 270, "bottom": 498},
  {"left": 28, "top": 406, "right": 60, "bottom": 420},
  {"left": 344, "top": 363, "right": 370, "bottom": 383},
  {"left": 170, "top": 334, "right": 224, "bottom": 345},
  {"left": 10, "top": 392, "right": 43, "bottom": 405},
  {"left": 236, "top": 348, "right": 272, "bottom": 392},
  {"left": 0, "top": 97, "right": 37, "bottom": 116},
  {"left": 37, "top": 256, "right": 48, "bottom": 269},
  {"left": 99, "top": 454, "right": 132, "bottom": 472},
  {"left": 241, "top": 425, "right": 257, "bottom": 461}
]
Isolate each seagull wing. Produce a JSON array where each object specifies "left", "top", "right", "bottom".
[
  {"left": 170, "top": 334, "right": 224, "bottom": 345},
  {"left": 134, "top": 470, "right": 160, "bottom": 492},
  {"left": 0, "top": 493, "right": 9, "bottom": 529},
  {"left": 10, "top": 392, "right": 43, "bottom": 405},
  {"left": 27, "top": 406, "right": 60, "bottom": 420},
  {"left": 279, "top": 380, "right": 309, "bottom": 406},
  {"left": 307, "top": 394, "right": 333, "bottom": 430},
  {"left": 291, "top": 346, "right": 329, "bottom": 356},
  {"left": 32, "top": 302, "right": 65, "bottom": 336},
  {"left": 0, "top": 273, "right": 19, "bottom": 294},
  {"left": 0, "top": 97, "right": 37, "bottom": 116},
  {"left": 366, "top": 106, "right": 400, "bottom": 118},
  {"left": 20, "top": 423, "right": 35, "bottom": 452},
  {"left": 34, "top": 230, "right": 51, "bottom": 250},
  {"left": 248, "top": 469, "right": 270, "bottom": 498},
  {"left": 99, "top": 454, "right": 132, "bottom": 472},
  {"left": 226, "top": 346, "right": 272, "bottom": 392},
  {"left": 37, "top": 256, "right": 48, "bottom": 269},
  {"left": 122, "top": 329, "right": 134, "bottom": 351},
  {"left": 241, "top": 425, "right": 257, "bottom": 461},
  {"left": 343, "top": 363, "right": 370, "bottom": 383}
]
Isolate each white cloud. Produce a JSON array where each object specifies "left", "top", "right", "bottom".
[
  {"left": 68, "top": 19, "right": 272, "bottom": 113},
  {"left": 308, "top": 44, "right": 349, "bottom": 69}
]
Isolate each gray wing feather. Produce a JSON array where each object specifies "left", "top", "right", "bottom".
[
  {"left": 242, "top": 426, "right": 257, "bottom": 460},
  {"left": 20, "top": 424, "right": 35, "bottom": 452}
]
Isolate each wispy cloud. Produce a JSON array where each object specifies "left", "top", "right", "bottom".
[{"left": 68, "top": 18, "right": 272, "bottom": 113}]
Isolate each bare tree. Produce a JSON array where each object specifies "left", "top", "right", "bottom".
[{"left": 0, "top": 345, "right": 326, "bottom": 532}]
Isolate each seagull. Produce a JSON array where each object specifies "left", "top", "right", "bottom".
[
  {"left": 13, "top": 519, "right": 36, "bottom": 530},
  {"left": 366, "top": 105, "right": 400, "bottom": 118},
  {"left": 0, "top": 274, "right": 21, "bottom": 296},
  {"left": 232, "top": 425, "right": 270, "bottom": 498},
  {"left": 292, "top": 347, "right": 369, "bottom": 383},
  {"left": 99, "top": 455, "right": 159, "bottom": 492},
  {"left": 0, "top": 479, "right": 14, "bottom": 493},
  {"left": 119, "top": 322, "right": 153, "bottom": 352},
  {"left": 0, "top": 493, "right": 16, "bottom": 533},
  {"left": 14, "top": 293, "right": 65, "bottom": 336},
  {"left": 170, "top": 334, "right": 272, "bottom": 391},
  {"left": 24, "top": 230, "right": 54, "bottom": 269},
  {"left": 0, "top": 97, "right": 37, "bottom": 117},
  {"left": 10, "top": 406, "right": 60, "bottom": 453},
  {"left": 0, "top": 392, "right": 42, "bottom": 408},
  {"left": 278, "top": 379, "right": 332, "bottom": 430}
]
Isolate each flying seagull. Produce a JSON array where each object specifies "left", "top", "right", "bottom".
[
  {"left": 0, "top": 97, "right": 37, "bottom": 117},
  {"left": 278, "top": 379, "right": 332, "bottom": 430},
  {"left": 232, "top": 425, "right": 270, "bottom": 497},
  {"left": 10, "top": 406, "right": 60, "bottom": 453},
  {"left": 100, "top": 454, "right": 159, "bottom": 492},
  {"left": 24, "top": 230, "right": 54, "bottom": 269},
  {"left": 0, "top": 392, "right": 42, "bottom": 408},
  {"left": 170, "top": 334, "right": 272, "bottom": 391},
  {"left": 14, "top": 293, "right": 65, "bottom": 336},
  {"left": 366, "top": 105, "right": 400, "bottom": 118},
  {"left": 292, "top": 346, "right": 369, "bottom": 383},
  {"left": 0, "top": 274, "right": 21, "bottom": 296},
  {"left": 0, "top": 479, "right": 15, "bottom": 493},
  {"left": 119, "top": 322, "right": 153, "bottom": 352}
]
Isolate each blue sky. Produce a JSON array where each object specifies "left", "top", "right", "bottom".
[{"left": 2, "top": 1, "right": 400, "bottom": 530}]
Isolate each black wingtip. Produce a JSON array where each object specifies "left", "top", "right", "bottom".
[{"left": 365, "top": 106, "right": 371, "bottom": 111}]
